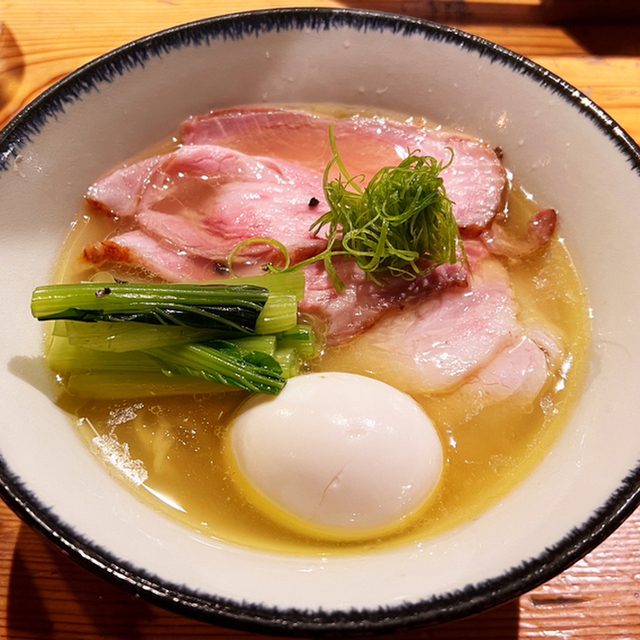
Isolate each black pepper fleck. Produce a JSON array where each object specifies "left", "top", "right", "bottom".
[{"left": 214, "top": 262, "right": 230, "bottom": 275}]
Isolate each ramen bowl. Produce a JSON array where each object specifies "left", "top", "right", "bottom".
[{"left": 1, "top": 8, "right": 640, "bottom": 636}]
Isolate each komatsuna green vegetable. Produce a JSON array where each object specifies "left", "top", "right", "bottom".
[
  {"left": 147, "top": 340, "right": 286, "bottom": 396},
  {"left": 31, "top": 272, "right": 312, "bottom": 397},
  {"left": 44, "top": 321, "right": 319, "bottom": 398},
  {"left": 31, "top": 282, "right": 269, "bottom": 332}
]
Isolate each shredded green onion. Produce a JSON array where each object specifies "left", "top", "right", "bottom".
[{"left": 266, "top": 124, "right": 467, "bottom": 291}]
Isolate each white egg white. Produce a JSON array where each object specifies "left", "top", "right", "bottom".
[{"left": 228, "top": 372, "right": 444, "bottom": 541}]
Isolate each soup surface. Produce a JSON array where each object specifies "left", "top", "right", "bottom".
[{"left": 50, "top": 104, "right": 591, "bottom": 555}]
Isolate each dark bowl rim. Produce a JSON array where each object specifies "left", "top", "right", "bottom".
[{"left": 2, "top": 6, "right": 640, "bottom": 637}]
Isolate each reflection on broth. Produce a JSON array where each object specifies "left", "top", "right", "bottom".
[{"left": 49, "top": 105, "right": 590, "bottom": 555}]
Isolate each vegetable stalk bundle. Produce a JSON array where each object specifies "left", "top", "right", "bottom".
[{"left": 32, "top": 271, "right": 316, "bottom": 397}]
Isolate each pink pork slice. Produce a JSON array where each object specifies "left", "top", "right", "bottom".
[
  {"left": 458, "top": 333, "right": 553, "bottom": 411},
  {"left": 323, "top": 256, "right": 523, "bottom": 395},
  {"left": 301, "top": 240, "right": 486, "bottom": 348},
  {"left": 81, "top": 230, "right": 226, "bottom": 283},
  {"left": 85, "top": 144, "right": 329, "bottom": 268},
  {"left": 86, "top": 156, "right": 165, "bottom": 218},
  {"left": 181, "top": 106, "right": 507, "bottom": 233}
]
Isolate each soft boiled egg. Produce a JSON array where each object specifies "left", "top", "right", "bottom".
[{"left": 227, "top": 372, "right": 444, "bottom": 541}]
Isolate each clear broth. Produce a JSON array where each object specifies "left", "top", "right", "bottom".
[{"left": 54, "top": 106, "right": 591, "bottom": 555}]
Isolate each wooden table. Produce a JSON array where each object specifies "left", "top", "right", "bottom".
[{"left": 2, "top": 1, "right": 640, "bottom": 638}]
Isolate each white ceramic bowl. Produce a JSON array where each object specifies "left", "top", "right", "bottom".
[{"left": 1, "top": 8, "right": 640, "bottom": 635}]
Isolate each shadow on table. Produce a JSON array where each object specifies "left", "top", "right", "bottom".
[
  {"left": 5, "top": 522, "right": 521, "bottom": 639},
  {"left": 336, "top": 0, "right": 640, "bottom": 56},
  {"left": 558, "top": 26, "right": 640, "bottom": 56}
]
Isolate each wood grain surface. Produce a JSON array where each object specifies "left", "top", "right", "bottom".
[{"left": 2, "top": 1, "right": 640, "bottom": 638}]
